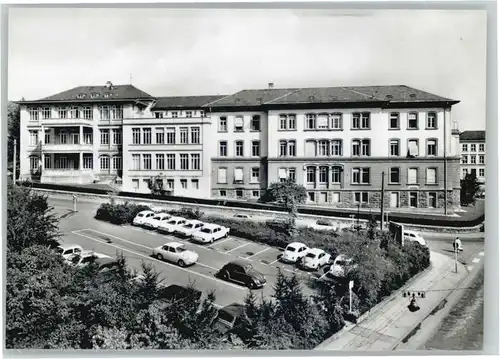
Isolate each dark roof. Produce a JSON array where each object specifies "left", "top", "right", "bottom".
[
  {"left": 152, "top": 95, "right": 226, "bottom": 110},
  {"left": 206, "top": 88, "right": 300, "bottom": 107},
  {"left": 20, "top": 84, "right": 154, "bottom": 104},
  {"left": 219, "top": 303, "right": 246, "bottom": 317},
  {"left": 228, "top": 259, "right": 252, "bottom": 268},
  {"left": 460, "top": 130, "right": 486, "bottom": 141},
  {"left": 205, "top": 85, "right": 458, "bottom": 108}
]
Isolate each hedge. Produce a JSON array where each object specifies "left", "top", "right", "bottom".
[{"left": 27, "top": 181, "right": 484, "bottom": 227}]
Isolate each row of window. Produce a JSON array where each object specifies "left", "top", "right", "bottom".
[
  {"left": 28, "top": 106, "right": 124, "bottom": 121},
  {"left": 462, "top": 143, "right": 485, "bottom": 152},
  {"left": 218, "top": 115, "right": 261, "bottom": 132},
  {"left": 216, "top": 138, "right": 440, "bottom": 158},
  {"left": 217, "top": 167, "right": 261, "bottom": 184},
  {"left": 462, "top": 168, "right": 485, "bottom": 178},
  {"left": 153, "top": 110, "right": 205, "bottom": 119},
  {"left": 130, "top": 153, "right": 201, "bottom": 171},
  {"left": 216, "top": 111, "right": 438, "bottom": 132},
  {"left": 132, "top": 127, "right": 200, "bottom": 145},
  {"left": 29, "top": 130, "right": 123, "bottom": 146},
  {"left": 304, "top": 191, "right": 439, "bottom": 208},
  {"left": 29, "top": 155, "right": 122, "bottom": 171},
  {"left": 217, "top": 189, "right": 261, "bottom": 199},
  {"left": 131, "top": 178, "right": 200, "bottom": 191},
  {"left": 461, "top": 155, "right": 485, "bottom": 165}
]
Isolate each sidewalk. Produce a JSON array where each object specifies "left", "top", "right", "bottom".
[{"left": 315, "top": 251, "right": 469, "bottom": 351}]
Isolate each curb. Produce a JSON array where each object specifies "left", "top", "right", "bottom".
[{"left": 39, "top": 188, "right": 482, "bottom": 233}]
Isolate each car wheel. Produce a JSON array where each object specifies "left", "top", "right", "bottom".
[
  {"left": 178, "top": 259, "right": 185, "bottom": 267},
  {"left": 156, "top": 254, "right": 163, "bottom": 261},
  {"left": 210, "top": 238, "right": 214, "bottom": 244},
  {"left": 247, "top": 280, "right": 255, "bottom": 289}
]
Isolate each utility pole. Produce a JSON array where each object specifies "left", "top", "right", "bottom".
[
  {"left": 13, "top": 139, "right": 17, "bottom": 184},
  {"left": 454, "top": 245, "right": 458, "bottom": 273},
  {"left": 380, "top": 171, "right": 385, "bottom": 230}
]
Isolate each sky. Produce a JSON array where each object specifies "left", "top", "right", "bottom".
[{"left": 8, "top": 8, "right": 487, "bottom": 130}]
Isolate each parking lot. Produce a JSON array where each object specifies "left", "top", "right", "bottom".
[{"left": 52, "top": 199, "right": 331, "bottom": 308}]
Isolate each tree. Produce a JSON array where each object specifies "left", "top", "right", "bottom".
[
  {"left": 147, "top": 174, "right": 166, "bottom": 196},
  {"left": 8, "top": 101, "right": 20, "bottom": 165},
  {"left": 461, "top": 173, "right": 481, "bottom": 206},
  {"left": 7, "top": 181, "right": 60, "bottom": 252},
  {"left": 261, "top": 179, "right": 307, "bottom": 238},
  {"left": 366, "top": 214, "right": 378, "bottom": 241}
]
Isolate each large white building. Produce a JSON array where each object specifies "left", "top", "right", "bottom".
[
  {"left": 18, "top": 82, "right": 462, "bottom": 211},
  {"left": 459, "top": 130, "right": 486, "bottom": 193}
]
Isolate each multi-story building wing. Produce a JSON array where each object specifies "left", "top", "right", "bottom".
[
  {"left": 459, "top": 130, "right": 486, "bottom": 192},
  {"left": 19, "top": 82, "right": 154, "bottom": 184},
  {"left": 122, "top": 95, "right": 224, "bottom": 197},
  {"left": 206, "top": 85, "right": 461, "bottom": 211}
]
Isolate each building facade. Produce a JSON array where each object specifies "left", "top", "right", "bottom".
[
  {"left": 459, "top": 130, "right": 486, "bottom": 192},
  {"left": 18, "top": 83, "right": 461, "bottom": 211}
]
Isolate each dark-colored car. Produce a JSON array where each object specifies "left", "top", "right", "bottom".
[
  {"left": 158, "top": 284, "right": 203, "bottom": 303},
  {"left": 217, "top": 260, "right": 266, "bottom": 289},
  {"left": 94, "top": 257, "right": 120, "bottom": 272},
  {"left": 213, "top": 303, "right": 249, "bottom": 334}
]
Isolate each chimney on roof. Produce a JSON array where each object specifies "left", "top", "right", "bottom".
[
  {"left": 268, "top": 82, "right": 274, "bottom": 89},
  {"left": 105, "top": 81, "right": 113, "bottom": 89}
]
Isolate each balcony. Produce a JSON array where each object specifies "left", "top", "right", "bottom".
[
  {"left": 41, "top": 117, "right": 94, "bottom": 126},
  {"left": 42, "top": 136, "right": 94, "bottom": 152}
]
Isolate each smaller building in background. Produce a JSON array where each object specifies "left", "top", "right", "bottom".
[{"left": 459, "top": 130, "right": 485, "bottom": 194}]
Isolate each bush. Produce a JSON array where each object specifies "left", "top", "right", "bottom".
[{"left": 95, "top": 202, "right": 151, "bottom": 225}]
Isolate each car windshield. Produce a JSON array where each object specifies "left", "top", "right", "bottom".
[
  {"left": 137, "top": 213, "right": 144, "bottom": 217},
  {"left": 306, "top": 253, "right": 316, "bottom": 259},
  {"left": 184, "top": 224, "right": 193, "bottom": 229},
  {"left": 153, "top": 216, "right": 161, "bottom": 220},
  {"left": 286, "top": 246, "right": 297, "bottom": 252},
  {"left": 218, "top": 311, "right": 235, "bottom": 324},
  {"left": 200, "top": 228, "right": 212, "bottom": 234},
  {"left": 167, "top": 220, "right": 177, "bottom": 225}
]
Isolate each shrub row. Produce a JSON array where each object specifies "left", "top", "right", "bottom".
[
  {"left": 28, "top": 181, "right": 484, "bottom": 227},
  {"left": 94, "top": 202, "right": 151, "bottom": 225}
]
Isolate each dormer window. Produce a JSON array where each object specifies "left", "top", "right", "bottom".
[
  {"left": 91, "top": 93, "right": 100, "bottom": 98},
  {"left": 104, "top": 93, "right": 111, "bottom": 98},
  {"left": 172, "top": 111, "right": 178, "bottom": 118},
  {"left": 76, "top": 94, "right": 85, "bottom": 99}
]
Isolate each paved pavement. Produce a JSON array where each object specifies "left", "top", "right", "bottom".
[
  {"left": 316, "top": 251, "right": 471, "bottom": 351},
  {"left": 51, "top": 198, "right": 325, "bottom": 308}
]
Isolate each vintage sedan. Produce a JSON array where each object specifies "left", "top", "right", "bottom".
[
  {"left": 152, "top": 242, "right": 199, "bottom": 267},
  {"left": 300, "top": 248, "right": 331, "bottom": 270},
  {"left": 216, "top": 260, "right": 266, "bottom": 289},
  {"left": 157, "top": 217, "right": 187, "bottom": 234},
  {"left": 175, "top": 220, "right": 206, "bottom": 238}
]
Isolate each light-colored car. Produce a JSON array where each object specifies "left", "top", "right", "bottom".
[
  {"left": 157, "top": 217, "right": 187, "bottom": 234},
  {"left": 143, "top": 212, "right": 172, "bottom": 229},
  {"left": 152, "top": 242, "right": 199, "bottom": 267},
  {"left": 175, "top": 220, "right": 206, "bottom": 237},
  {"left": 191, "top": 224, "right": 230, "bottom": 244},
  {"left": 67, "top": 250, "right": 111, "bottom": 267},
  {"left": 234, "top": 213, "right": 252, "bottom": 219},
  {"left": 281, "top": 242, "right": 309, "bottom": 263},
  {"left": 133, "top": 210, "right": 155, "bottom": 226},
  {"left": 301, "top": 248, "right": 331, "bottom": 270},
  {"left": 56, "top": 244, "right": 83, "bottom": 260},
  {"left": 403, "top": 230, "right": 427, "bottom": 246},
  {"left": 329, "top": 254, "right": 356, "bottom": 278},
  {"left": 150, "top": 205, "right": 168, "bottom": 213}
]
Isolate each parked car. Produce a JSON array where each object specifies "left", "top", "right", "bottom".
[
  {"left": 234, "top": 213, "right": 252, "bottom": 219},
  {"left": 158, "top": 284, "right": 203, "bottom": 304},
  {"left": 56, "top": 244, "right": 83, "bottom": 260},
  {"left": 300, "top": 248, "right": 331, "bottom": 270},
  {"left": 94, "top": 257, "right": 120, "bottom": 272},
  {"left": 281, "top": 242, "right": 309, "bottom": 264},
  {"left": 213, "top": 303, "right": 250, "bottom": 334},
  {"left": 150, "top": 205, "right": 168, "bottom": 213},
  {"left": 191, "top": 223, "right": 230, "bottom": 244},
  {"left": 68, "top": 250, "right": 111, "bottom": 267},
  {"left": 217, "top": 260, "right": 266, "bottom": 289},
  {"left": 157, "top": 217, "right": 187, "bottom": 234},
  {"left": 315, "top": 219, "right": 338, "bottom": 231},
  {"left": 328, "top": 254, "right": 356, "bottom": 278},
  {"left": 403, "top": 230, "right": 427, "bottom": 246},
  {"left": 175, "top": 220, "right": 205, "bottom": 238},
  {"left": 132, "top": 210, "right": 155, "bottom": 226},
  {"left": 143, "top": 212, "right": 171, "bottom": 229},
  {"left": 152, "top": 242, "right": 199, "bottom": 267}
]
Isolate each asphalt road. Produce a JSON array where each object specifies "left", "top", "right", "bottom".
[{"left": 50, "top": 197, "right": 324, "bottom": 308}]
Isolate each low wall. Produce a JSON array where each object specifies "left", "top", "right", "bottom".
[{"left": 35, "top": 188, "right": 482, "bottom": 234}]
